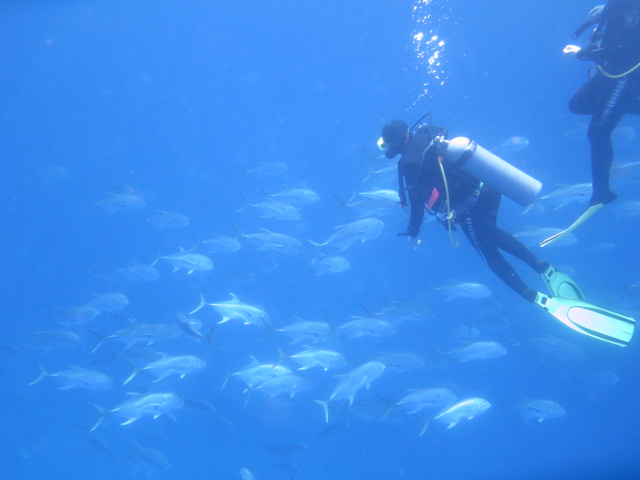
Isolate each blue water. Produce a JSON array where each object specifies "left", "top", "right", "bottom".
[{"left": 2, "top": 1, "right": 640, "bottom": 479}]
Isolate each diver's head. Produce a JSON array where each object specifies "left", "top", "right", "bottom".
[{"left": 379, "top": 120, "right": 410, "bottom": 158}]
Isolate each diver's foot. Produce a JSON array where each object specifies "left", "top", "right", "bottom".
[{"left": 590, "top": 190, "right": 617, "bottom": 206}]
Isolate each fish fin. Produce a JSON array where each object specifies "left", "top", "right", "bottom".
[
  {"left": 220, "top": 365, "right": 230, "bottom": 391},
  {"left": 121, "top": 417, "right": 137, "bottom": 425},
  {"left": 27, "top": 363, "right": 49, "bottom": 386},
  {"left": 153, "top": 374, "right": 168, "bottom": 383},
  {"left": 416, "top": 414, "right": 430, "bottom": 437},
  {"left": 314, "top": 400, "right": 329, "bottom": 423},
  {"left": 123, "top": 368, "right": 139, "bottom": 386},
  {"left": 306, "top": 239, "right": 324, "bottom": 248},
  {"left": 446, "top": 421, "right": 458, "bottom": 429},
  {"left": 188, "top": 292, "right": 208, "bottom": 315},
  {"left": 88, "top": 330, "right": 106, "bottom": 353},
  {"left": 87, "top": 403, "right": 106, "bottom": 432},
  {"left": 228, "top": 292, "right": 240, "bottom": 302}
]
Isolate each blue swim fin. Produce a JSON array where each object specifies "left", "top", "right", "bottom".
[
  {"left": 535, "top": 293, "right": 635, "bottom": 347},
  {"left": 540, "top": 203, "right": 604, "bottom": 248},
  {"left": 541, "top": 266, "right": 586, "bottom": 301}
]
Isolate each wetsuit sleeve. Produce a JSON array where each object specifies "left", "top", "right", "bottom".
[{"left": 402, "top": 164, "right": 427, "bottom": 238}]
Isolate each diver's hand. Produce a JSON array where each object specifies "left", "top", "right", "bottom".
[
  {"left": 408, "top": 236, "right": 422, "bottom": 249},
  {"left": 563, "top": 45, "right": 582, "bottom": 55}
]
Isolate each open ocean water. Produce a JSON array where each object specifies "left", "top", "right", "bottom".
[{"left": 2, "top": 1, "right": 640, "bottom": 479}]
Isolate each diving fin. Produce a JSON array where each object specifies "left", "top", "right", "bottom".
[
  {"left": 541, "top": 266, "right": 586, "bottom": 301},
  {"left": 535, "top": 293, "right": 635, "bottom": 347},
  {"left": 540, "top": 203, "right": 604, "bottom": 248}
]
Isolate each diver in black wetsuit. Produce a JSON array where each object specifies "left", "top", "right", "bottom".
[
  {"left": 568, "top": 0, "right": 640, "bottom": 207},
  {"left": 381, "top": 119, "right": 551, "bottom": 303},
  {"left": 379, "top": 119, "right": 636, "bottom": 347}
]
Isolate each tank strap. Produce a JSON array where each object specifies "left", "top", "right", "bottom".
[{"left": 454, "top": 140, "right": 478, "bottom": 170}]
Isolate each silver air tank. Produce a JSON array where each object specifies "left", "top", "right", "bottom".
[{"left": 444, "top": 137, "right": 542, "bottom": 207}]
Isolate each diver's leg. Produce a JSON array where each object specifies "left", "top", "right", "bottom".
[
  {"left": 494, "top": 228, "right": 548, "bottom": 273},
  {"left": 587, "top": 76, "right": 638, "bottom": 205},
  {"left": 459, "top": 191, "right": 537, "bottom": 302}
]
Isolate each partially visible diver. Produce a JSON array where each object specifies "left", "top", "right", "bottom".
[
  {"left": 379, "top": 116, "right": 635, "bottom": 347},
  {"left": 543, "top": 1, "right": 640, "bottom": 246}
]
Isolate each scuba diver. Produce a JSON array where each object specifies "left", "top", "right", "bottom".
[
  {"left": 542, "top": 0, "right": 640, "bottom": 247},
  {"left": 379, "top": 116, "right": 635, "bottom": 347}
]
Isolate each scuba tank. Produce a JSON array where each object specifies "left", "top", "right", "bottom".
[{"left": 442, "top": 137, "right": 542, "bottom": 207}]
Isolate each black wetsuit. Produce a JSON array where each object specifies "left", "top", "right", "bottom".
[
  {"left": 397, "top": 129, "right": 548, "bottom": 302},
  {"left": 569, "top": 0, "right": 640, "bottom": 205}
]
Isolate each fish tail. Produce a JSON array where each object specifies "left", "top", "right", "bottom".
[
  {"left": 220, "top": 366, "right": 230, "bottom": 391},
  {"left": 88, "top": 330, "right": 107, "bottom": 353},
  {"left": 87, "top": 403, "right": 106, "bottom": 432},
  {"left": 188, "top": 292, "right": 208, "bottom": 315},
  {"left": 27, "top": 363, "right": 49, "bottom": 386},
  {"left": 313, "top": 399, "right": 330, "bottom": 423},
  {"left": 243, "top": 387, "right": 254, "bottom": 408},
  {"left": 235, "top": 192, "right": 251, "bottom": 213},
  {"left": 381, "top": 404, "right": 395, "bottom": 420},
  {"left": 123, "top": 367, "right": 139, "bottom": 386},
  {"left": 331, "top": 193, "right": 347, "bottom": 212},
  {"left": 306, "top": 239, "right": 324, "bottom": 249},
  {"left": 205, "top": 327, "right": 222, "bottom": 348},
  {"left": 415, "top": 414, "right": 431, "bottom": 437},
  {"left": 274, "top": 346, "right": 287, "bottom": 367}
]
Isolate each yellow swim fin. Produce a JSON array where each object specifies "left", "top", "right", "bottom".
[{"left": 540, "top": 203, "right": 604, "bottom": 248}]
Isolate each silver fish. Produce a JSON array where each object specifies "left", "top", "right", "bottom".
[
  {"left": 94, "top": 192, "right": 146, "bottom": 214},
  {"left": 490, "top": 136, "right": 530, "bottom": 154},
  {"left": 29, "top": 364, "right": 113, "bottom": 391},
  {"left": 375, "top": 352, "right": 426, "bottom": 372},
  {"left": 159, "top": 247, "right": 213, "bottom": 274},
  {"left": 243, "top": 229, "right": 304, "bottom": 255},
  {"left": 201, "top": 234, "right": 242, "bottom": 253},
  {"left": 92, "top": 321, "right": 178, "bottom": 352},
  {"left": 28, "top": 329, "right": 82, "bottom": 354},
  {"left": 396, "top": 388, "right": 457, "bottom": 415},
  {"left": 124, "top": 353, "right": 206, "bottom": 385},
  {"left": 436, "top": 282, "right": 492, "bottom": 301},
  {"left": 146, "top": 211, "right": 189, "bottom": 229},
  {"left": 290, "top": 348, "right": 347, "bottom": 371},
  {"left": 433, "top": 397, "right": 491, "bottom": 429},
  {"left": 230, "top": 356, "right": 292, "bottom": 389},
  {"left": 539, "top": 183, "right": 592, "bottom": 210},
  {"left": 190, "top": 292, "right": 269, "bottom": 327},
  {"left": 267, "top": 187, "right": 320, "bottom": 207},
  {"left": 91, "top": 392, "right": 184, "bottom": 430},
  {"left": 255, "top": 374, "right": 313, "bottom": 399},
  {"left": 245, "top": 199, "right": 301, "bottom": 221},
  {"left": 327, "top": 361, "right": 386, "bottom": 407},
  {"left": 311, "top": 254, "right": 351, "bottom": 275},
  {"left": 115, "top": 262, "right": 160, "bottom": 282},
  {"left": 87, "top": 292, "right": 129, "bottom": 314},
  {"left": 448, "top": 341, "right": 507, "bottom": 362},
  {"left": 515, "top": 399, "right": 566, "bottom": 423},
  {"left": 338, "top": 317, "right": 396, "bottom": 339},
  {"left": 310, "top": 218, "right": 384, "bottom": 251},
  {"left": 277, "top": 318, "right": 333, "bottom": 344}
]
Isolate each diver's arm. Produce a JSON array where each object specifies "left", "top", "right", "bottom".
[{"left": 405, "top": 172, "right": 426, "bottom": 239}]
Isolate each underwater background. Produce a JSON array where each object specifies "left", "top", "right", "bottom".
[{"left": 2, "top": 1, "right": 640, "bottom": 479}]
